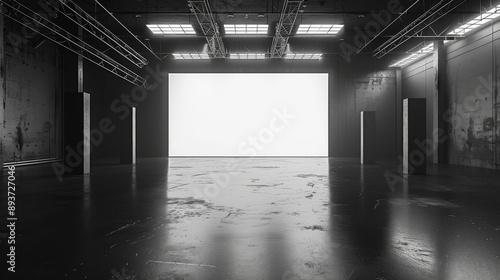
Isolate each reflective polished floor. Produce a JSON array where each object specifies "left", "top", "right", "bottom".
[{"left": 1, "top": 157, "right": 500, "bottom": 280}]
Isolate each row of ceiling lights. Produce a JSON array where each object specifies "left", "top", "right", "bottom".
[
  {"left": 148, "top": 3, "right": 500, "bottom": 64},
  {"left": 171, "top": 53, "right": 323, "bottom": 60},
  {"left": 147, "top": 23, "right": 342, "bottom": 59},
  {"left": 146, "top": 23, "right": 344, "bottom": 36}
]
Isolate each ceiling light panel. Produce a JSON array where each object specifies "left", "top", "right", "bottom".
[
  {"left": 224, "top": 24, "right": 268, "bottom": 35},
  {"left": 147, "top": 24, "right": 196, "bottom": 35},
  {"left": 285, "top": 53, "right": 322, "bottom": 60},
  {"left": 173, "top": 53, "right": 210, "bottom": 60},
  {"left": 448, "top": 4, "right": 500, "bottom": 35},
  {"left": 296, "top": 24, "right": 344, "bottom": 35},
  {"left": 230, "top": 53, "right": 266, "bottom": 59},
  {"left": 389, "top": 43, "right": 434, "bottom": 67}
]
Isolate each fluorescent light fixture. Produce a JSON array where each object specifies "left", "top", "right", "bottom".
[
  {"left": 296, "top": 24, "right": 344, "bottom": 35},
  {"left": 389, "top": 43, "right": 434, "bottom": 67},
  {"left": 147, "top": 24, "right": 196, "bottom": 35},
  {"left": 448, "top": 4, "right": 500, "bottom": 35},
  {"left": 285, "top": 53, "right": 322, "bottom": 60},
  {"left": 224, "top": 24, "right": 268, "bottom": 35},
  {"left": 172, "top": 53, "right": 211, "bottom": 60},
  {"left": 230, "top": 53, "right": 266, "bottom": 59}
]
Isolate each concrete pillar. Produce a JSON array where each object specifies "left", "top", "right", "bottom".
[
  {"left": 62, "top": 24, "right": 87, "bottom": 175},
  {"left": 0, "top": 14, "right": 4, "bottom": 169},
  {"left": 64, "top": 92, "right": 90, "bottom": 175},
  {"left": 120, "top": 107, "right": 136, "bottom": 164},
  {"left": 403, "top": 98, "right": 426, "bottom": 175},
  {"left": 360, "top": 111, "right": 376, "bottom": 164},
  {"left": 434, "top": 41, "right": 448, "bottom": 163},
  {"left": 329, "top": 59, "right": 338, "bottom": 157},
  {"left": 396, "top": 69, "right": 403, "bottom": 159},
  {"left": 63, "top": 26, "right": 83, "bottom": 93}
]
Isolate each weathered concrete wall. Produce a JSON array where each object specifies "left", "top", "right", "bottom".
[
  {"left": 445, "top": 23, "right": 497, "bottom": 169},
  {"left": 3, "top": 38, "right": 62, "bottom": 163},
  {"left": 0, "top": 15, "right": 5, "bottom": 168},
  {"left": 335, "top": 69, "right": 396, "bottom": 158},
  {"left": 401, "top": 22, "right": 500, "bottom": 169}
]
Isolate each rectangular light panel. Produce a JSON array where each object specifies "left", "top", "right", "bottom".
[
  {"left": 224, "top": 24, "right": 268, "bottom": 35},
  {"left": 448, "top": 4, "right": 500, "bottom": 35},
  {"left": 173, "top": 53, "right": 210, "bottom": 60},
  {"left": 285, "top": 53, "right": 322, "bottom": 60},
  {"left": 169, "top": 73, "right": 329, "bottom": 156},
  {"left": 147, "top": 24, "right": 196, "bottom": 35},
  {"left": 389, "top": 43, "right": 434, "bottom": 68},
  {"left": 230, "top": 53, "right": 266, "bottom": 59},
  {"left": 296, "top": 24, "right": 344, "bottom": 35}
]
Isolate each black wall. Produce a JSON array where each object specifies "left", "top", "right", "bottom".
[
  {"left": 2, "top": 26, "right": 62, "bottom": 163},
  {"left": 129, "top": 55, "right": 399, "bottom": 159},
  {"left": 1, "top": 35, "right": 400, "bottom": 162}
]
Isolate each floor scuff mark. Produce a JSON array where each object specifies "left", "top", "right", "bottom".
[
  {"left": 303, "top": 225, "right": 325, "bottom": 231},
  {"left": 106, "top": 220, "right": 141, "bottom": 236},
  {"left": 147, "top": 260, "right": 216, "bottom": 268}
]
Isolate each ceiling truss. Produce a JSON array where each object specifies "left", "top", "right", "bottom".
[
  {"left": 373, "top": 0, "right": 467, "bottom": 59},
  {"left": 270, "top": 0, "right": 303, "bottom": 58},
  {"left": 0, "top": 0, "right": 151, "bottom": 89},
  {"left": 188, "top": 0, "right": 226, "bottom": 57},
  {"left": 43, "top": 0, "right": 149, "bottom": 68}
]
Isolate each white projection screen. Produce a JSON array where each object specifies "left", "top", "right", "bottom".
[{"left": 168, "top": 73, "right": 328, "bottom": 156}]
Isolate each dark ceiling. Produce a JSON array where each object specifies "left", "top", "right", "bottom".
[{"left": 12, "top": 0, "right": 500, "bottom": 64}]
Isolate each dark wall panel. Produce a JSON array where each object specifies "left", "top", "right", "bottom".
[
  {"left": 3, "top": 42, "right": 61, "bottom": 162},
  {"left": 335, "top": 71, "right": 396, "bottom": 158},
  {"left": 445, "top": 23, "right": 496, "bottom": 169},
  {"left": 402, "top": 56, "right": 435, "bottom": 163},
  {"left": 401, "top": 22, "right": 500, "bottom": 169},
  {"left": 131, "top": 56, "right": 398, "bottom": 159},
  {"left": 79, "top": 54, "right": 398, "bottom": 160},
  {"left": 447, "top": 41, "right": 494, "bottom": 168},
  {"left": 83, "top": 60, "right": 140, "bottom": 163}
]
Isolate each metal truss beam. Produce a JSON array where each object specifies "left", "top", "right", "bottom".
[
  {"left": 373, "top": 0, "right": 466, "bottom": 59},
  {"left": 353, "top": 0, "right": 421, "bottom": 56},
  {"left": 187, "top": 0, "right": 225, "bottom": 57},
  {"left": 270, "top": 0, "right": 303, "bottom": 58},
  {"left": 43, "top": 0, "right": 149, "bottom": 68},
  {"left": 94, "top": 0, "right": 162, "bottom": 62},
  {"left": 0, "top": 0, "right": 151, "bottom": 89}
]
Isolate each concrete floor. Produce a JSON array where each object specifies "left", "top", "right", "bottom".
[{"left": 1, "top": 157, "right": 500, "bottom": 280}]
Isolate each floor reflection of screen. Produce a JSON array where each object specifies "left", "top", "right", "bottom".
[{"left": 169, "top": 73, "right": 328, "bottom": 156}]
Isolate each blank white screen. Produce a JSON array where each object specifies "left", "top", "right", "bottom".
[{"left": 169, "top": 73, "right": 328, "bottom": 156}]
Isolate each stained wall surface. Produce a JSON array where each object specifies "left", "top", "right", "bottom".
[
  {"left": 402, "top": 22, "right": 500, "bottom": 169},
  {"left": 3, "top": 37, "right": 62, "bottom": 163}
]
